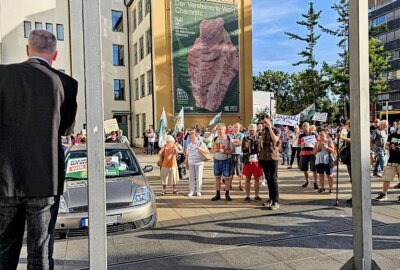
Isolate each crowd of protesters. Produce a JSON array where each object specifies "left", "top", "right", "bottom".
[
  {"left": 151, "top": 116, "right": 400, "bottom": 209},
  {"left": 63, "top": 116, "right": 400, "bottom": 209}
]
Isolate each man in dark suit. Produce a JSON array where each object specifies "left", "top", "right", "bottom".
[{"left": 0, "top": 29, "right": 78, "bottom": 269}]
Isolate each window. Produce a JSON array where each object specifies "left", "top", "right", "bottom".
[
  {"left": 392, "top": 50, "right": 399, "bottom": 60},
  {"left": 132, "top": 9, "right": 137, "bottom": 31},
  {"left": 140, "top": 74, "right": 145, "bottom": 97},
  {"left": 395, "top": 29, "right": 400, "bottom": 40},
  {"left": 379, "top": 34, "right": 386, "bottom": 43},
  {"left": 138, "top": 0, "right": 143, "bottom": 24},
  {"left": 142, "top": 113, "right": 146, "bottom": 135},
  {"left": 146, "top": 29, "right": 152, "bottom": 55},
  {"left": 396, "top": 9, "right": 400, "bottom": 19},
  {"left": 387, "top": 31, "right": 394, "bottom": 42},
  {"left": 139, "top": 37, "right": 144, "bottom": 60},
  {"left": 112, "top": 10, "right": 123, "bottom": 32},
  {"left": 35, "top": 22, "right": 42, "bottom": 29},
  {"left": 24, "top": 21, "right": 31, "bottom": 38},
  {"left": 145, "top": 0, "right": 151, "bottom": 15},
  {"left": 56, "top": 24, "right": 64, "bottom": 41},
  {"left": 133, "top": 43, "right": 138, "bottom": 65},
  {"left": 136, "top": 114, "right": 140, "bottom": 138},
  {"left": 135, "top": 79, "right": 139, "bottom": 100},
  {"left": 113, "top": 45, "right": 124, "bottom": 66},
  {"left": 46, "top": 23, "right": 53, "bottom": 32},
  {"left": 147, "top": 70, "right": 153, "bottom": 95},
  {"left": 387, "top": 11, "right": 394, "bottom": 21},
  {"left": 114, "top": 79, "right": 125, "bottom": 100}
]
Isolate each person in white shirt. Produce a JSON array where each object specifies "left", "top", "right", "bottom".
[{"left": 185, "top": 131, "right": 207, "bottom": 196}]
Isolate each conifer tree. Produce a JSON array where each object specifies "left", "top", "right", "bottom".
[{"left": 285, "top": 1, "right": 326, "bottom": 112}]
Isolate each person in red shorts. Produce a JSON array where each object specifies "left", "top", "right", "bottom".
[{"left": 242, "top": 124, "right": 263, "bottom": 202}]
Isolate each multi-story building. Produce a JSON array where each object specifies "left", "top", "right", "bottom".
[
  {"left": 369, "top": 0, "right": 400, "bottom": 121},
  {"left": 0, "top": 0, "right": 253, "bottom": 146}
]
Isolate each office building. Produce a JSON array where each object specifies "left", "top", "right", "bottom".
[{"left": 0, "top": 0, "right": 253, "bottom": 145}]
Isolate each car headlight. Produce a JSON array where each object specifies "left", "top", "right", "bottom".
[
  {"left": 131, "top": 186, "right": 151, "bottom": 206},
  {"left": 59, "top": 195, "right": 69, "bottom": 213}
]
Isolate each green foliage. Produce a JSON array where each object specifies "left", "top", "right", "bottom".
[
  {"left": 285, "top": 1, "right": 322, "bottom": 70},
  {"left": 369, "top": 37, "right": 391, "bottom": 103}
]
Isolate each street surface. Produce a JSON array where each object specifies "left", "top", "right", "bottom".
[{"left": 18, "top": 149, "right": 400, "bottom": 270}]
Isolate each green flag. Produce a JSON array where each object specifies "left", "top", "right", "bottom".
[
  {"left": 157, "top": 108, "right": 167, "bottom": 147},
  {"left": 173, "top": 108, "right": 184, "bottom": 133},
  {"left": 300, "top": 103, "right": 316, "bottom": 121},
  {"left": 250, "top": 116, "right": 258, "bottom": 124},
  {"left": 208, "top": 112, "right": 222, "bottom": 127}
]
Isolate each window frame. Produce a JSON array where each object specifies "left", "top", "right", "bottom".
[
  {"left": 111, "top": 10, "right": 124, "bottom": 32},
  {"left": 24, "top": 21, "right": 32, "bottom": 38},
  {"left": 146, "top": 29, "right": 152, "bottom": 55},
  {"left": 139, "top": 37, "right": 144, "bottom": 60},
  {"left": 56, "top": 24, "right": 64, "bottom": 41},
  {"left": 138, "top": 0, "right": 143, "bottom": 24},
  {"left": 132, "top": 8, "right": 137, "bottom": 31},
  {"left": 147, "top": 70, "right": 153, "bottom": 95},
  {"left": 135, "top": 78, "right": 139, "bottom": 100},
  {"left": 112, "top": 44, "right": 125, "bottom": 66},
  {"left": 140, "top": 74, "right": 145, "bottom": 97},
  {"left": 46, "top": 23, "right": 53, "bottom": 32},
  {"left": 114, "top": 79, "right": 126, "bottom": 100}
]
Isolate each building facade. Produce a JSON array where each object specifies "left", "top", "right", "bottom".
[
  {"left": 369, "top": 0, "right": 400, "bottom": 121},
  {"left": 0, "top": 0, "right": 253, "bottom": 146}
]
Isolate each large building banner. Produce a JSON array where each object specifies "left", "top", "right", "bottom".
[{"left": 171, "top": 0, "right": 240, "bottom": 114}]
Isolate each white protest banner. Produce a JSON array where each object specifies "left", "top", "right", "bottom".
[
  {"left": 273, "top": 114, "right": 300, "bottom": 127},
  {"left": 312, "top": 112, "right": 328, "bottom": 122},
  {"left": 104, "top": 118, "right": 119, "bottom": 134},
  {"left": 303, "top": 135, "right": 317, "bottom": 145}
]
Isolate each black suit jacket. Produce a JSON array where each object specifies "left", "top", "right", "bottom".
[{"left": 0, "top": 58, "right": 78, "bottom": 197}]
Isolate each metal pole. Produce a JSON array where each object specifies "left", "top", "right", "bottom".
[
  {"left": 386, "top": 101, "right": 389, "bottom": 134},
  {"left": 82, "top": 0, "right": 107, "bottom": 269},
  {"left": 345, "top": 0, "right": 379, "bottom": 269},
  {"left": 269, "top": 93, "right": 272, "bottom": 116}
]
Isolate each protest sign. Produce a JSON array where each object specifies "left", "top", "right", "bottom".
[
  {"left": 312, "top": 112, "right": 328, "bottom": 122},
  {"left": 273, "top": 114, "right": 300, "bottom": 126},
  {"left": 104, "top": 119, "right": 119, "bottom": 134},
  {"left": 303, "top": 135, "right": 317, "bottom": 145}
]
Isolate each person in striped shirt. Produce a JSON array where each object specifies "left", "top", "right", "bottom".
[{"left": 298, "top": 122, "right": 319, "bottom": 189}]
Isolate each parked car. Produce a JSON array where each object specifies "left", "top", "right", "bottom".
[{"left": 56, "top": 143, "right": 157, "bottom": 238}]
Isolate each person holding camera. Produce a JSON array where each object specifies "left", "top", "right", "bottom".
[
  {"left": 258, "top": 115, "right": 281, "bottom": 210},
  {"left": 375, "top": 122, "right": 400, "bottom": 202}
]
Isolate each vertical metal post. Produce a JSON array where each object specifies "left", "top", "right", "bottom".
[
  {"left": 386, "top": 101, "right": 389, "bottom": 134},
  {"left": 345, "top": 0, "right": 379, "bottom": 269},
  {"left": 269, "top": 93, "right": 272, "bottom": 116},
  {"left": 82, "top": 0, "right": 107, "bottom": 269}
]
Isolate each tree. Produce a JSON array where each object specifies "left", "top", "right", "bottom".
[
  {"left": 253, "top": 70, "right": 295, "bottom": 114},
  {"left": 285, "top": 1, "right": 326, "bottom": 109},
  {"left": 319, "top": 0, "right": 350, "bottom": 119},
  {"left": 369, "top": 37, "right": 391, "bottom": 103}
]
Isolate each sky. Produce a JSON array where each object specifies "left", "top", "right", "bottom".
[{"left": 252, "top": 0, "right": 343, "bottom": 75}]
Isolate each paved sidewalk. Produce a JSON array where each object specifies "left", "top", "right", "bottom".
[{"left": 17, "top": 149, "right": 400, "bottom": 269}]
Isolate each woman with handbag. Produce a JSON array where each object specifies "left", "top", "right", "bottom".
[
  {"left": 313, "top": 130, "right": 335, "bottom": 194},
  {"left": 185, "top": 131, "right": 207, "bottom": 196},
  {"left": 159, "top": 135, "right": 180, "bottom": 195}
]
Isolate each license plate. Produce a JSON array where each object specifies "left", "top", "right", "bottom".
[{"left": 80, "top": 215, "right": 122, "bottom": 228}]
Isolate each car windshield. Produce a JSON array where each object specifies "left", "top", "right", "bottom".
[{"left": 65, "top": 149, "right": 140, "bottom": 180}]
